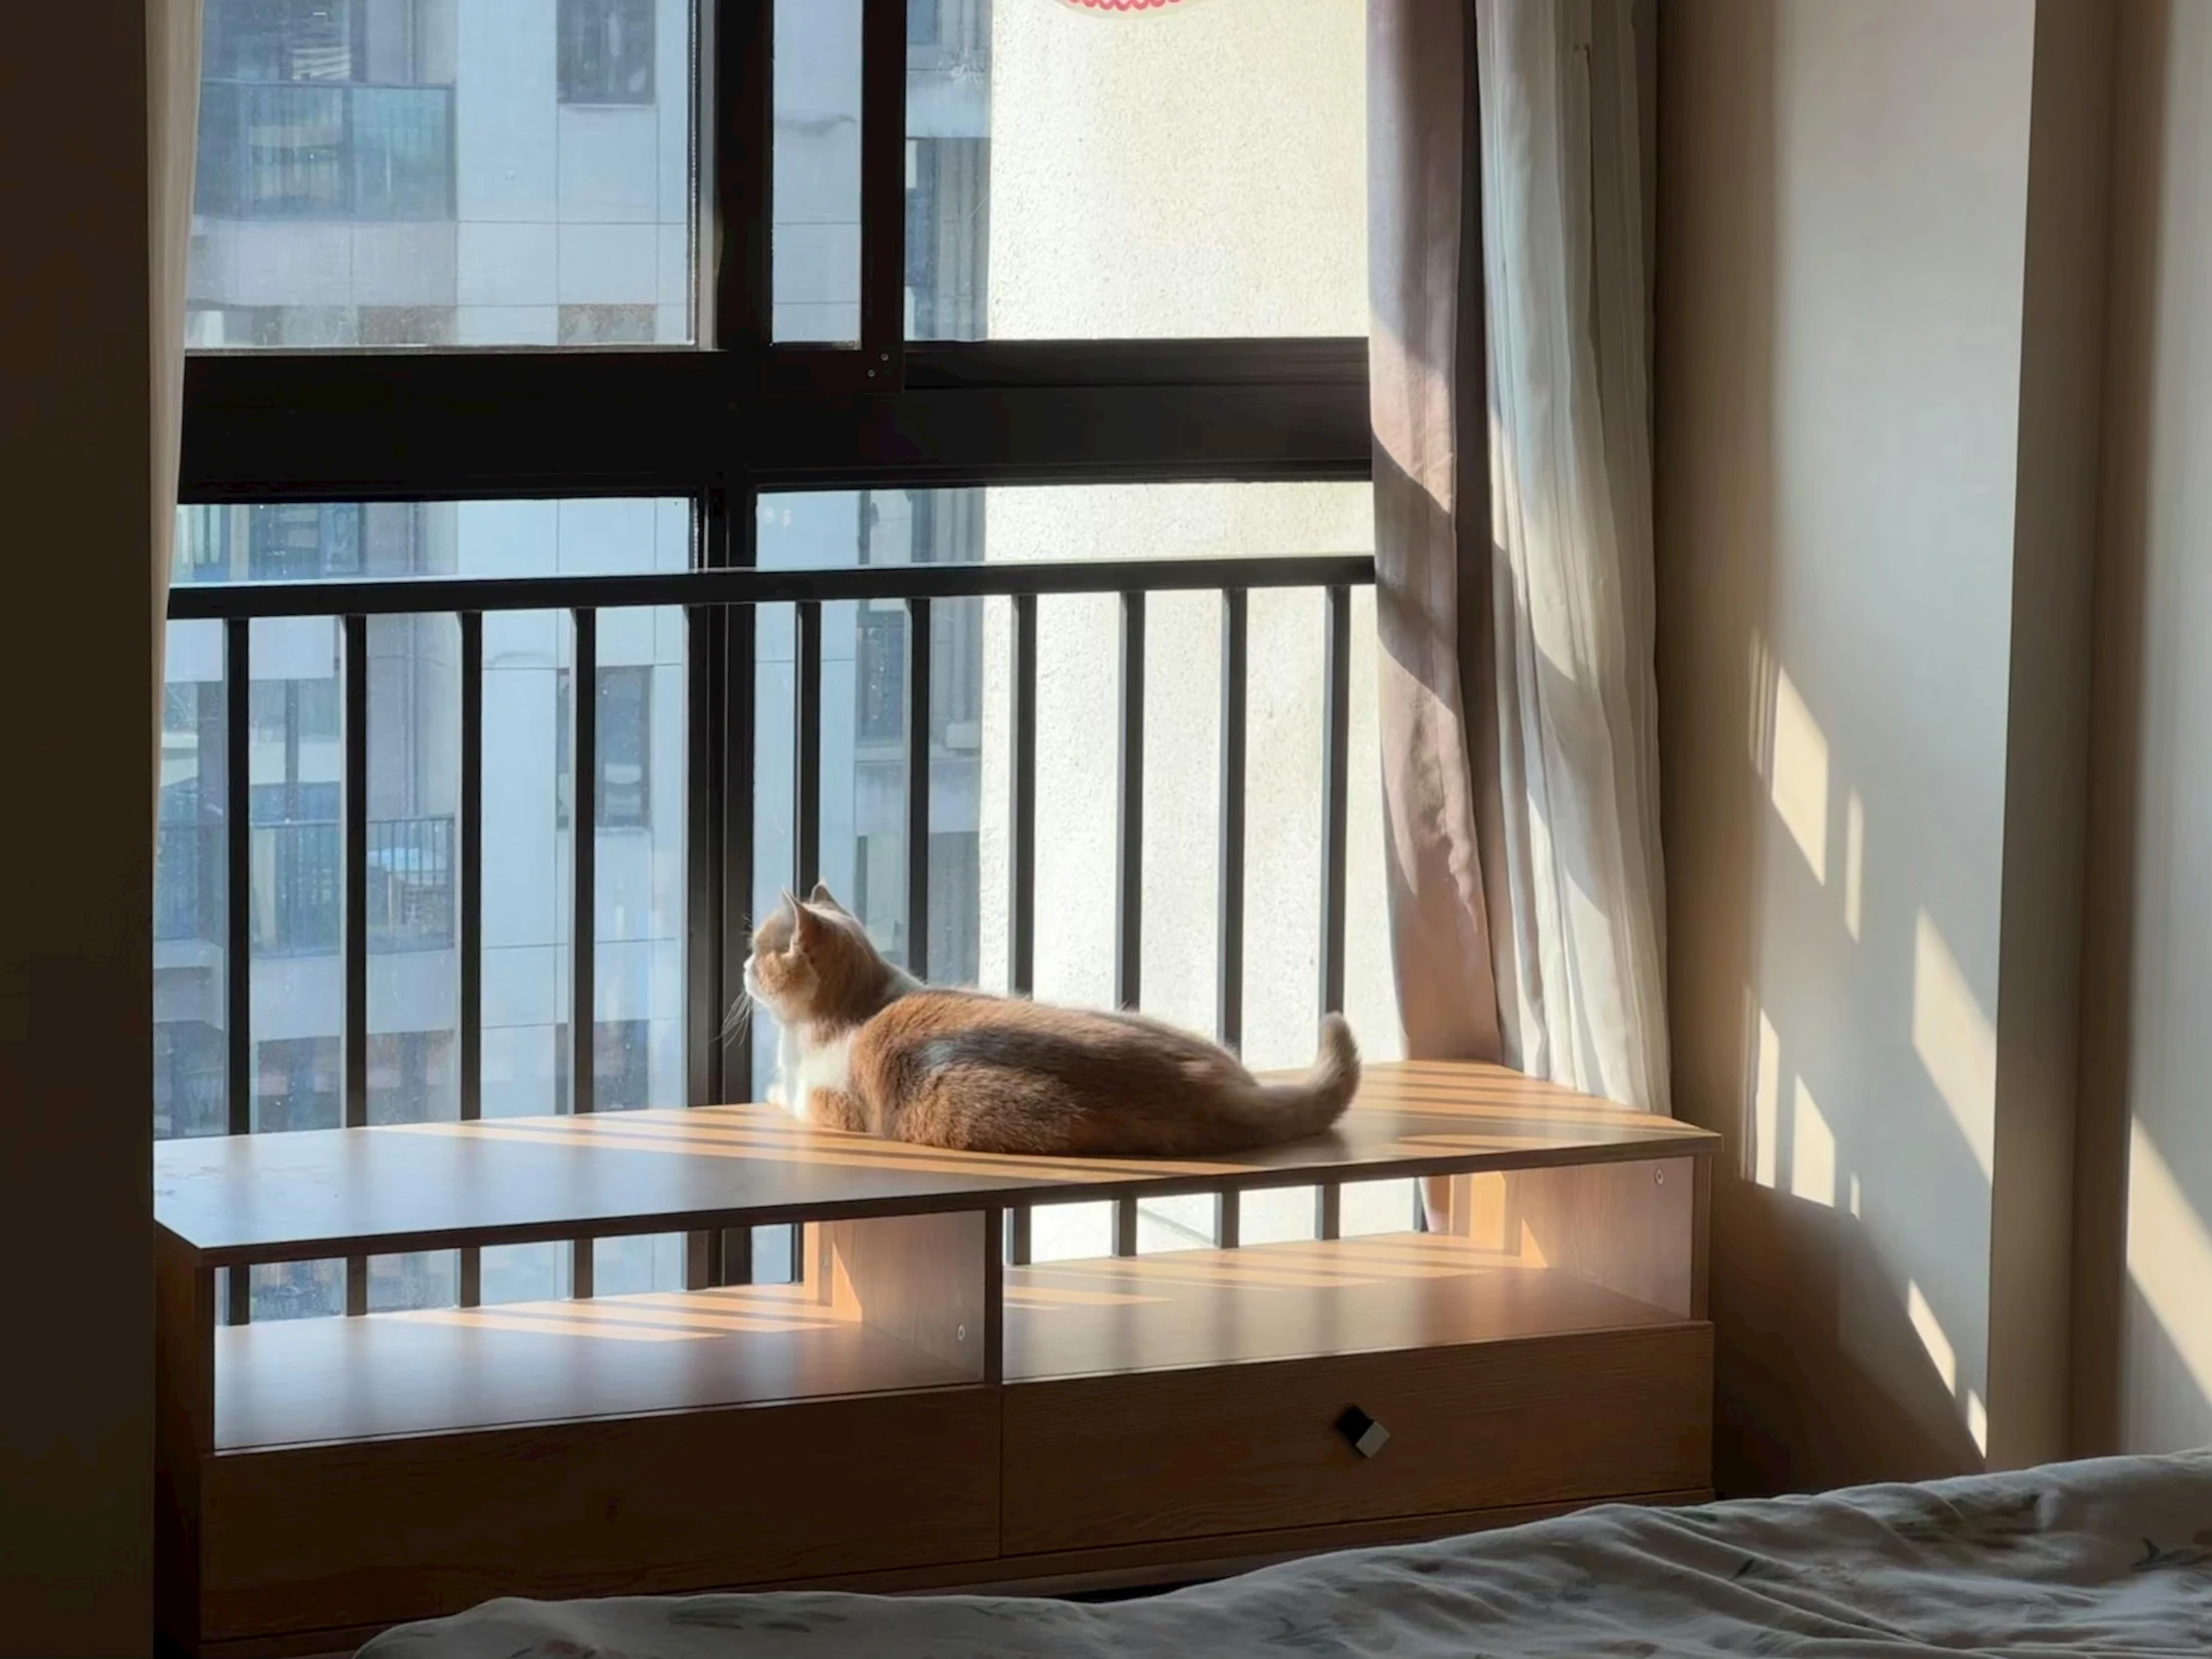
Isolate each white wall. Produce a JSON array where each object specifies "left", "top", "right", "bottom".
[
  {"left": 2073, "top": 0, "right": 2212, "bottom": 1456},
  {"left": 1657, "top": 0, "right": 2107, "bottom": 1490}
]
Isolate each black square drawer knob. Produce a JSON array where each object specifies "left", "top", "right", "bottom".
[{"left": 1336, "top": 1405, "right": 1389, "bottom": 1458}]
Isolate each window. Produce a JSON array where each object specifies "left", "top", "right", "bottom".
[
  {"left": 554, "top": 1019, "right": 655, "bottom": 1112},
  {"left": 560, "top": 0, "right": 657, "bottom": 105},
  {"left": 559, "top": 304, "right": 659, "bottom": 345},
  {"left": 191, "top": 0, "right": 691, "bottom": 347},
  {"left": 172, "top": 0, "right": 1377, "bottom": 1323},
  {"left": 556, "top": 665, "right": 656, "bottom": 830},
  {"left": 899, "top": 0, "right": 1366, "bottom": 341}
]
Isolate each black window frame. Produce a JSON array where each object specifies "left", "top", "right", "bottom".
[{"left": 175, "top": 0, "right": 1374, "bottom": 1293}]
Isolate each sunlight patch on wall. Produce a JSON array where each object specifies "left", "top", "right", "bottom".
[
  {"left": 2126, "top": 1117, "right": 2212, "bottom": 1403},
  {"left": 1912, "top": 909, "right": 1996, "bottom": 1179},
  {"left": 1769, "top": 667, "right": 1830, "bottom": 883},
  {"left": 1908, "top": 1279, "right": 1958, "bottom": 1392},
  {"left": 1752, "top": 1003, "right": 1782, "bottom": 1189},
  {"left": 1844, "top": 789, "right": 1866, "bottom": 940},
  {"left": 1965, "top": 1387, "right": 1989, "bottom": 1455},
  {"left": 1791, "top": 1078, "right": 1836, "bottom": 1208}
]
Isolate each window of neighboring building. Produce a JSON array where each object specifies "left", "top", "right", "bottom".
[
  {"left": 559, "top": 0, "right": 655, "bottom": 105},
  {"left": 554, "top": 1019, "right": 656, "bottom": 1112},
  {"left": 255, "top": 1034, "right": 341, "bottom": 1133},
  {"left": 855, "top": 608, "right": 906, "bottom": 746},
  {"left": 556, "top": 666, "right": 655, "bottom": 830},
  {"left": 559, "top": 303, "right": 659, "bottom": 345}
]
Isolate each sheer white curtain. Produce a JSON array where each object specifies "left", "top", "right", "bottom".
[{"left": 1370, "top": 0, "right": 1668, "bottom": 1112}]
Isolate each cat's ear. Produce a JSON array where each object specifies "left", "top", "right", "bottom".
[
  {"left": 791, "top": 897, "right": 828, "bottom": 952},
  {"left": 809, "top": 881, "right": 842, "bottom": 912}
]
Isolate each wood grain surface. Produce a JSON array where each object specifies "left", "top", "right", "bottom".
[
  {"left": 201, "top": 1387, "right": 1000, "bottom": 1640},
  {"left": 155, "top": 1061, "right": 1717, "bottom": 1265},
  {"left": 1001, "top": 1323, "right": 1713, "bottom": 1552},
  {"left": 1004, "top": 1234, "right": 1682, "bottom": 1379}
]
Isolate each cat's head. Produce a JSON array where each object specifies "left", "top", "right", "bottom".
[{"left": 741, "top": 883, "right": 894, "bottom": 1026}]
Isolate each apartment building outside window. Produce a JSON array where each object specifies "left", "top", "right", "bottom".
[{"left": 167, "top": 0, "right": 1386, "bottom": 1308}]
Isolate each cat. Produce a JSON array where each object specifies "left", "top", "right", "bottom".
[{"left": 736, "top": 884, "right": 1361, "bottom": 1156}]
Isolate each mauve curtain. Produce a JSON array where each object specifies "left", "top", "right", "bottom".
[
  {"left": 150, "top": 0, "right": 202, "bottom": 748},
  {"left": 1369, "top": 0, "right": 1669, "bottom": 1114}
]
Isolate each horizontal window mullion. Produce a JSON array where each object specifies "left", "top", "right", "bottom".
[
  {"left": 182, "top": 363, "right": 1370, "bottom": 504},
  {"left": 166, "top": 554, "right": 1379, "bottom": 623}
]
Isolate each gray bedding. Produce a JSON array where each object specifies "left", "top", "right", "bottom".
[{"left": 361, "top": 1451, "right": 2212, "bottom": 1657}]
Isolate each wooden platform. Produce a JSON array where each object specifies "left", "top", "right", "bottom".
[
  {"left": 1005, "top": 1236, "right": 1683, "bottom": 1380},
  {"left": 154, "top": 1060, "right": 1714, "bottom": 1265},
  {"left": 156, "top": 1061, "right": 1719, "bottom": 1658}
]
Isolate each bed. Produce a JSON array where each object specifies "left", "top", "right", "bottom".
[{"left": 359, "top": 1451, "right": 2212, "bottom": 1657}]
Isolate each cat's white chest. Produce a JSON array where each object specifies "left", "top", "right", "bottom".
[{"left": 771, "top": 1024, "right": 853, "bottom": 1122}]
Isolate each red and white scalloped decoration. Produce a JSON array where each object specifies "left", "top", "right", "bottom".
[{"left": 1050, "top": 0, "right": 1214, "bottom": 13}]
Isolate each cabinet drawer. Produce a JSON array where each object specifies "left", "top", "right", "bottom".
[
  {"left": 1003, "top": 1325, "right": 1710, "bottom": 1553},
  {"left": 203, "top": 1386, "right": 999, "bottom": 1641}
]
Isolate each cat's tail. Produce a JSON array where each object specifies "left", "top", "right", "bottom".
[{"left": 1245, "top": 1013, "right": 1361, "bottom": 1142}]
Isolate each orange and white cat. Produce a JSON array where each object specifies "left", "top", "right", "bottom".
[{"left": 738, "top": 884, "right": 1360, "bottom": 1156}]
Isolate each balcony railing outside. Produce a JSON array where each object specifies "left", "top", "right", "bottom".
[
  {"left": 195, "top": 80, "right": 456, "bottom": 222},
  {"left": 164, "top": 553, "right": 1374, "bottom": 1316},
  {"left": 156, "top": 815, "right": 455, "bottom": 954}
]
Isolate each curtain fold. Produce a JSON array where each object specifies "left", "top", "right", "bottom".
[
  {"left": 150, "top": 0, "right": 202, "bottom": 769},
  {"left": 1369, "top": 0, "right": 1669, "bottom": 1114}
]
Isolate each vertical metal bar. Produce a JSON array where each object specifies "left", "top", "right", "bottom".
[
  {"left": 459, "top": 613, "right": 484, "bottom": 1121},
  {"left": 1009, "top": 593, "right": 1038, "bottom": 996},
  {"left": 1217, "top": 588, "right": 1248, "bottom": 1051},
  {"left": 1316, "top": 1182, "right": 1343, "bottom": 1242},
  {"left": 1319, "top": 584, "right": 1352, "bottom": 1016},
  {"left": 796, "top": 600, "right": 823, "bottom": 891},
  {"left": 571, "top": 608, "right": 597, "bottom": 1297},
  {"left": 714, "top": 0, "right": 772, "bottom": 353},
  {"left": 688, "top": 493, "right": 733, "bottom": 1292},
  {"left": 342, "top": 613, "right": 369, "bottom": 1128},
  {"left": 458, "top": 610, "right": 484, "bottom": 1308},
  {"left": 688, "top": 501, "right": 729, "bottom": 1110},
  {"left": 905, "top": 596, "right": 931, "bottom": 977},
  {"left": 723, "top": 1227, "right": 755, "bottom": 1288},
  {"left": 573, "top": 1238, "right": 596, "bottom": 1302},
  {"left": 1005, "top": 1207, "right": 1033, "bottom": 1269},
  {"left": 1115, "top": 591, "right": 1145, "bottom": 1011},
  {"left": 343, "top": 613, "right": 369, "bottom": 1318},
  {"left": 572, "top": 607, "right": 598, "bottom": 1118},
  {"left": 1216, "top": 1188, "right": 1242, "bottom": 1252},
  {"left": 1114, "top": 1197, "right": 1139, "bottom": 1259},
  {"left": 859, "top": 0, "right": 908, "bottom": 384},
  {"left": 724, "top": 497, "right": 760, "bottom": 1101},
  {"left": 224, "top": 617, "right": 253, "bottom": 1328},
  {"left": 686, "top": 601, "right": 724, "bottom": 1110}
]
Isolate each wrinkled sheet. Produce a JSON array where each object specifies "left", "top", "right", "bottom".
[{"left": 361, "top": 1452, "right": 2212, "bottom": 1657}]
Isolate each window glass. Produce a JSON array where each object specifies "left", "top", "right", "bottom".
[
  {"left": 191, "top": 0, "right": 695, "bottom": 348},
  {"left": 750, "top": 481, "right": 1389, "bottom": 1106},
  {"left": 905, "top": 0, "right": 1366, "bottom": 340},
  {"left": 155, "top": 503, "right": 693, "bottom": 1316},
  {"left": 772, "top": 0, "right": 863, "bottom": 342},
  {"left": 561, "top": 0, "right": 657, "bottom": 105}
]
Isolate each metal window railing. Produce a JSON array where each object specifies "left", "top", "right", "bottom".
[{"left": 166, "top": 550, "right": 1378, "bottom": 1313}]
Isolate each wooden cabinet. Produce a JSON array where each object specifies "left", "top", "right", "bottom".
[
  {"left": 1004, "top": 1325, "right": 1712, "bottom": 1552},
  {"left": 155, "top": 1062, "right": 1718, "bottom": 1657},
  {"left": 203, "top": 1387, "right": 1001, "bottom": 1642}
]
